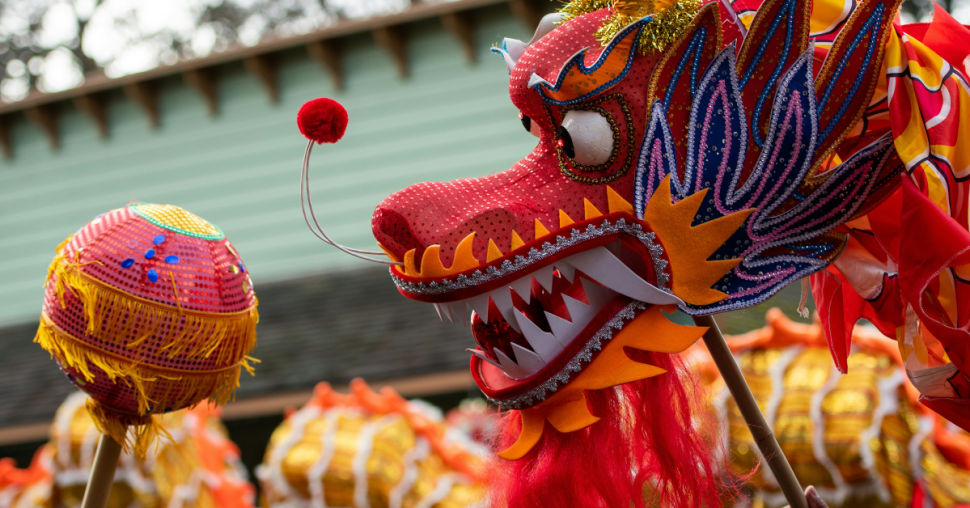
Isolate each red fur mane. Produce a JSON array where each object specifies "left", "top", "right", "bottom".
[{"left": 488, "top": 352, "right": 728, "bottom": 508}]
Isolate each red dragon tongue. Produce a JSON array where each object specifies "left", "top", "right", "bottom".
[{"left": 471, "top": 297, "right": 529, "bottom": 363}]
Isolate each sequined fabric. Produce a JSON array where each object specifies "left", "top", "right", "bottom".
[
  {"left": 38, "top": 203, "right": 257, "bottom": 418},
  {"left": 722, "top": 348, "right": 909, "bottom": 506},
  {"left": 61, "top": 205, "right": 252, "bottom": 313}
]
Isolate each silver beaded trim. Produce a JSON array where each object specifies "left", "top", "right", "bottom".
[
  {"left": 390, "top": 218, "right": 670, "bottom": 296},
  {"left": 487, "top": 301, "right": 647, "bottom": 410}
]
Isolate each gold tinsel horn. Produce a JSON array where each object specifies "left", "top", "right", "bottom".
[
  {"left": 614, "top": 0, "right": 650, "bottom": 15},
  {"left": 588, "top": 0, "right": 700, "bottom": 54},
  {"left": 613, "top": 0, "right": 680, "bottom": 15}
]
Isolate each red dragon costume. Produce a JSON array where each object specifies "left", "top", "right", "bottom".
[{"left": 294, "top": 0, "right": 970, "bottom": 505}]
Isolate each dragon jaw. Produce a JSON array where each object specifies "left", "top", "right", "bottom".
[{"left": 381, "top": 178, "right": 750, "bottom": 405}]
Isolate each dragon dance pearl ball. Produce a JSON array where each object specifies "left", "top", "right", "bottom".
[{"left": 34, "top": 203, "right": 258, "bottom": 454}]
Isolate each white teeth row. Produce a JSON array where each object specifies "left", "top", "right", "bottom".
[
  {"left": 466, "top": 276, "right": 614, "bottom": 380},
  {"left": 432, "top": 243, "right": 684, "bottom": 381},
  {"left": 432, "top": 301, "right": 468, "bottom": 327}
]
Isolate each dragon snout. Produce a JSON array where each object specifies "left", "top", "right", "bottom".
[{"left": 371, "top": 178, "right": 530, "bottom": 267}]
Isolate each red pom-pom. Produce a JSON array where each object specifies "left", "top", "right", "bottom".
[{"left": 297, "top": 98, "right": 348, "bottom": 144}]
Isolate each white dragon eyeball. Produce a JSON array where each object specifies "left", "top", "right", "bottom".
[{"left": 559, "top": 109, "right": 614, "bottom": 166}]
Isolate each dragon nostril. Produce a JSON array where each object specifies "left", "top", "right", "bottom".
[{"left": 557, "top": 126, "right": 575, "bottom": 159}]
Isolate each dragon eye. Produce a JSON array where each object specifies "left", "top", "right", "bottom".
[
  {"left": 519, "top": 112, "right": 540, "bottom": 138},
  {"left": 559, "top": 110, "right": 614, "bottom": 165}
]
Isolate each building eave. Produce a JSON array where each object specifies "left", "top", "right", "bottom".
[
  {"left": 0, "top": 0, "right": 522, "bottom": 116},
  {"left": 0, "top": 0, "right": 551, "bottom": 156}
]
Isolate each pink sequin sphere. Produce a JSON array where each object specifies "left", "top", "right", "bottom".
[{"left": 36, "top": 203, "right": 258, "bottom": 417}]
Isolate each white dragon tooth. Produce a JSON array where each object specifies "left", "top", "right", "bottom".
[
  {"left": 511, "top": 343, "right": 546, "bottom": 375},
  {"left": 433, "top": 303, "right": 446, "bottom": 322},
  {"left": 567, "top": 247, "right": 683, "bottom": 305},
  {"left": 580, "top": 277, "right": 617, "bottom": 311},
  {"left": 466, "top": 348, "right": 502, "bottom": 370},
  {"left": 489, "top": 288, "right": 521, "bottom": 333},
  {"left": 534, "top": 265, "right": 555, "bottom": 293},
  {"left": 544, "top": 310, "right": 584, "bottom": 345},
  {"left": 509, "top": 276, "right": 532, "bottom": 305},
  {"left": 556, "top": 261, "right": 576, "bottom": 282},
  {"left": 467, "top": 294, "right": 491, "bottom": 323},
  {"left": 495, "top": 348, "right": 529, "bottom": 380},
  {"left": 513, "top": 312, "right": 564, "bottom": 363},
  {"left": 440, "top": 303, "right": 457, "bottom": 324},
  {"left": 561, "top": 294, "right": 595, "bottom": 327},
  {"left": 448, "top": 302, "right": 468, "bottom": 327}
]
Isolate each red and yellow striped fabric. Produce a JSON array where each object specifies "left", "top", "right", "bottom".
[{"left": 783, "top": 0, "right": 970, "bottom": 432}]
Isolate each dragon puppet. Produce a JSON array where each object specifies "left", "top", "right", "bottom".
[
  {"left": 293, "top": 0, "right": 970, "bottom": 505},
  {"left": 256, "top": 379, "right": 491, "bottom": 508}
]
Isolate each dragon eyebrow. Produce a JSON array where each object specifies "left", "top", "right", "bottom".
[{"left": 530, "top": 17, "right": 649, "bottom": 107}]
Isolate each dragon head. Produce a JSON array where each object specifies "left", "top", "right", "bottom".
[
  {"left": 298, "top": 0, "right": 903, "bottom": 482},
  {"left": 366, "top": 0, "right": 901, "bottom": 459}
]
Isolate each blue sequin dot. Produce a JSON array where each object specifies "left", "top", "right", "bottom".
[
  {"left": 121, "top": 258, "right": 134, "bottom": 268},
  {"left": 239, "top": 262, "right": 246, "bottom": 273},
  {"left": 147, "top": 269, "right": 159, "bottom": 283},
  {"left": 165, "top": 255, "right": 179, "bottom": 264},
  {"left": 153, "top": 234, "right": 165, "bottom": 245},
  {"left": 145, "top": 249, "right": 155, "bottom": 259}
]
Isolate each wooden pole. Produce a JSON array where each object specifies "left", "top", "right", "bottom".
[
  {"left": 693, "top": 315, "right": 809, "bottom": 508},
  {"left": 80, "top": 434, "right": 122, "bottom": 508}
]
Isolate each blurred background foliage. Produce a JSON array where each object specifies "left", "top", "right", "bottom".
[
  {"left": 0, "top": 0, "right": 957, "bottom": 103},
  {"left": 0, "top": 0, "right": 457, "bottom": 102}
]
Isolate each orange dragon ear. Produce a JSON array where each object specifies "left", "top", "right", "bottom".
[{"left": 643, "top": 176, "right": 753, "bottom": 306}]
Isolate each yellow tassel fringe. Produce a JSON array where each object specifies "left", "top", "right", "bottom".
[
  {"left": 47, "top": 246, "right": 258, "bottom": 368},
  {"left": 85, "top": 397, "right": 173, "bottom": 458},
  {"left": 35, "top": 240, "right": 259, "bottom": 456},
  {"left": 35, "top": 317, "right": 255, "bottom": 414}
]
